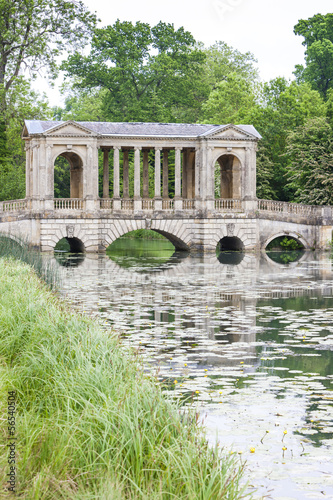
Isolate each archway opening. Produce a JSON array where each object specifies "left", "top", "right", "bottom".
[
  {"left": 54, "top": 237, "right": 85, "bottom": 253},
  {"left": 54, "top": 152, "right": 83, "bottom": 199},
  {"left": 266, "top": 236, "right": 305, "bottom": 252},
  {"left": 265, "top": 236, "right": 305, "bottom": 265},
  {"left": 218, "top": 236, "right": 244, "bottom": 252},
  {"left": 215, "top": 154, "right": 241, "bottom": 199},
  {"left": 106, "top": 229, "right": 188, "bottom": 270}
]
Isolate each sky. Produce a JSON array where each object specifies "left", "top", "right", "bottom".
[{"left": 34, "top": 0, "right": 333, "bottom": 106}]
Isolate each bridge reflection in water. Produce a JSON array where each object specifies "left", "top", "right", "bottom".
[{"left": 54, "top": 249, "right": 333, "bottom": 370}]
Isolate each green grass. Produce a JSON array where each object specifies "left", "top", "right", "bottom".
[
  {"left": 118, "top": 229, "right": 166, "bottom": 240},
  {"left": 0, "top": 258, "right": 249, "bottom": 499},
  {"left": 0, "top": 234, "right": 58, "bottom": 288}
]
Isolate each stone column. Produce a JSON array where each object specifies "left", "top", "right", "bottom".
[
  {"left": 134, "top": 146, "right": 142, "bottom": 210},
  {"left": 25, "top": 144, "right": 31, "bottom": 199},
  {"left": 102, "top": 148, "right": 110, "bottom": 198},
  {"left": 45, "top": 144, "right": 54, "bottom": 210},
  {"left": 195, "top": 147, "right": 201, "bottom": 209},
  {"left": 206, "top": 146, "right": 215, "bottom": 211},
  {"left": 113, "top": 146, "right": 121, "bottom": 210},
  {"left": 32, "top": 144, "right": 40, "bottom": 210},
  {"left": 162, "top": 149, "right": 169, "bottom": 199},
  {"left": 174, "top": 147, "right": 182, "bottom": 210},
  {"left": 122, "top": 149, "right": 129, "bottom": 199},
  {"left": 154, "top": 147, "right": 162, "bottom": 210},
  {"left": 182, "top": 149, "right": 188, "bottom": 199},
  {"left": 142, "top": 149, "right": 149, "bottom": 199}
]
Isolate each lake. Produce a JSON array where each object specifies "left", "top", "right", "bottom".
[{"left": 53, "top": 240, "right": 333, "bottom": 500}]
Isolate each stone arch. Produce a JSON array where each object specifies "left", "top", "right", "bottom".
[
  {"left": 263, "top": 232, "right": 308, "bottom": 250},
  {"left": 218, "top": 236, "right": 244, "bottom": 251},
  {"left": 212, "top": 152, "right": 242, "bottom": 199},
  {"left": 99, "top": 219, "right": 190, "bottom": 251},
  {"left": 53, "top": 149, "right": 83, "bottom": 199}
]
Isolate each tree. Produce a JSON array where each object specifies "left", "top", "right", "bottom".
[
  {"left": 201, "top": 72, "right": 259, "bottom": 124},
  {"left": 294, "top": 13, "right": 333, "bottom": 98},
  {"left": 61, "top": 20, "right": 207, "bottom": 123},
  {"left": 0, "top": 0, "right": 97, "bottom": 93},
  {"left": 202, "top": 41, "right": 258, "bottom": 90},
  {"left": 0, "top": 77, "right": 50, "bottom": 201},
  {"left": 285, "top": 117, "right": 333, "bottom": 205},
  {"left": 248, "top": 79, "right": 327, "bottom": 200}
]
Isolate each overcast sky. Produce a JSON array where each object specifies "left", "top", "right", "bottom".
[{"left": 35, "top": 0, "right": 333, "bottom": 106}]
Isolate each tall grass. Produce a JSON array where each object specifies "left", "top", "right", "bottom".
[
  {"left": 0, "top": 234, "right": 58, "bottom": 288},
  {"left": 0, "top": 258, "right": 249, "bottom": 499}
]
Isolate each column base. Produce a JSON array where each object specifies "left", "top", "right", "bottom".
[
  {"left": 134, "top": 198, "right": 142, "bottom": 211},
  {"left": 113, "top": 198, "right": 121, "bottom": 210},
  {"left": 174, "top": 198, "right": 182, "bottom": 210},
  {"left": 154, "top": 198, "right": 162, "bottom": 210}
]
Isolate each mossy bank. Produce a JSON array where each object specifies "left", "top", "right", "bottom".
[{"left": 0, "top": 258, "right": 248, "bottom": 499}]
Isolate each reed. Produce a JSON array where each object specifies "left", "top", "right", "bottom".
[
  {"left": 0, "top": 258, "right": 250, "bottom": 499},
  {"left": 0, "top": 234, "right": 58, "bottom": 288}
]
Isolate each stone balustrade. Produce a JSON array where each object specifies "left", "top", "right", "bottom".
[
  {"left": 0, "top": 199, "right": 27, "bottom": 212},
  {"left": 215, "top": 199, "right": 243, "bottom": 211},
  {"left": 258, "top": 199, "right": 329, "bottom": 218},
  {"left": 0, "top": 198, "right": 332, "bottom": 224},
  {"left": 54, "top": 198, "right": 84, "bottom": 210}
]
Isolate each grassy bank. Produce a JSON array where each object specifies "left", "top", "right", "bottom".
[
  {"left": 0, "top": 258, "right": 248, "bottom": 499},
  {"left": 0, "top": 235, "right": 57, "bottom": 288}
]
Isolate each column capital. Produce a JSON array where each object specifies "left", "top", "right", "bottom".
[
  {"left": 113, "top": 146, "right": 121, "bottom": 151},
  {"left": 154, "top": 146, "right": 162, "bottom": 152},
  {"left": 175, "top": 147, "right": 183, "bottom": 152},
  {"left": 134, "top": 146, "right": 142, "bottom": 152}
]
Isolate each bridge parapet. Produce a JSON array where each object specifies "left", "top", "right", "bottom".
[
  {"left": 258, "top": 199, "right": 332, "bottom": 220},
  {"left": 0, "top": 199, "right": 28, "bottom": 213}
]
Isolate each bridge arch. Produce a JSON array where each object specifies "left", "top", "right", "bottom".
[
  {"left": 99, "top": 220, "right": 190, "bottom": 252},
  {"left": 212, "top": 152, "right": 242, "bottom": 199},
  {"left": 263, "top": 232, "right": 308, "bottom": 250},
  {"left": 53, "top": 149, "right": 83, "bottom": 199}
]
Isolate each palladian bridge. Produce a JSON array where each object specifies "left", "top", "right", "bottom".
[{"left": 0, "top": 119, "right": 332, "bottom": 252}]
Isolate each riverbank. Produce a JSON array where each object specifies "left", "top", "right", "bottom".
[{"left": 0, "top": 257, "right": 248, "bottom": 499}]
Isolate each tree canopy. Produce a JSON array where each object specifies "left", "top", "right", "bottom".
[
  {"left": 0, "top": 0, "right": 97, "bottom": 93},
  {"left": 294, "top": 13, "right": 333, "bottom": 98},
  {"left": 62, "top": 20, "right": 207, "bottom": 123}
]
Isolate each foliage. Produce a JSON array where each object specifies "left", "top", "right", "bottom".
[
  {"left": 0, "top": 0, "right": 97, "bottom": 93},
  {"left": 248, "top": 79, "right": 327, "bottom": 200},
  {"left": 0, "top": 235, "right": 58, "bottom": 287},
  {"left": 54, "top": 155, "right": 70, "bottom": 198},
  {"left": 0, "top": 78, "right": 50, "bottom": 201},
  {"left": 61, "top": 20, "right": 207, "bottom": 123},
  {"left": 202, "top": 41, "right": 258, "bottom": 89},
  {"left": 201, "top": 72, "right": 259, "bottom": 124},
  {"left": 0, "top": 258, "right": 248, "bottom": 499},
  {"left": 285, "top": 117, "right": 333, "bottom": 205},
  {"left": 294, "top": 13, "right": 333, "bottom": 98}
]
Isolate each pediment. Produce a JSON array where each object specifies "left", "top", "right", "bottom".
[
  {"left": 43, "top": 121, "right": 98, "bottom": 137},
  {"left": 201, "top": 124, "right": 260, "bottom": 141}
]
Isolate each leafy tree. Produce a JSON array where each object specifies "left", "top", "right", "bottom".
[
  {"left": 61, "top": 20, "right": 207, "bottom": 123},
  {"left": 202, "top": 41, "right": 258, "bottom": 90},
  {"left": 0, "top": 77, "right": 50, "bottom": 201},
  {"left": 201, "top": 72, "right": 259, "bottom": 124},
  {"left": 248, "top": 79, "right": 327, "bottom": 200},
  {"left": 294, "top": 14, "right": 333, "bottom": 98},
  {"left": 0, "top": 0, "right": 97, "bottom": 93},
  {"left": 285, "top": 117, "right": 333, "bottom": 205}
]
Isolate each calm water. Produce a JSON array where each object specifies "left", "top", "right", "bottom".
[{"left": 53, "top": 241, "right": 333, "bottom": 500}]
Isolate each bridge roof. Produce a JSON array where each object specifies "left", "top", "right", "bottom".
[{"left": 24, "top": 120, "right": 262, "bottom": 139}]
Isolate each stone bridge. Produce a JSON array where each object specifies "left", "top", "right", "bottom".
[{"left": 0, "top": 120, "right": 332, "bottom": 252}]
